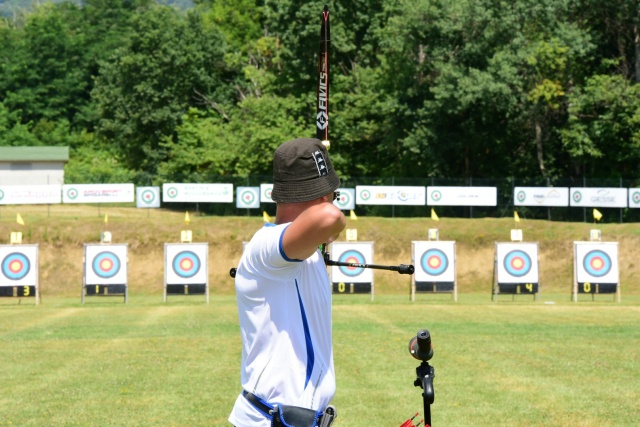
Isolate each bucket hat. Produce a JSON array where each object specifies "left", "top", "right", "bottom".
[{"left": 271, "top": 138, "right": 340, "bottom": 203}]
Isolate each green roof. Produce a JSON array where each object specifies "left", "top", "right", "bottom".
[{"left": 0, "top": 146, "right": 69, "bottom": 162}]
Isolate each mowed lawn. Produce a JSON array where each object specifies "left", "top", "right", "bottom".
[{"left": 0, "top": 294, "right": 638, "bottom": 426}]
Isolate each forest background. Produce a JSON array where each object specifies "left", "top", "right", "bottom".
[{"left": 1, "top": 0, "right": 640, "bottom": 219}]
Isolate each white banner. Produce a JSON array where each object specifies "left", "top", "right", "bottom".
[
  {"left": 260, "top": 184, "right": 274, "bottom": 203},
  {"left": 236, "top": 187, "right": 260, "bottom": 209},
  {"left": 162, "top": 183, "right": 233, "bottom": 203},
  {"left": 629, "top": 188, "right": 640, "bottom": 208},
  {"left": 63, "top": 184, "right": 134, "bottom": 204},
  {"left": 84, "top": 244, "right": 128, "bottom": 285},
  {"left": 356, "top": 186, "right": 426, "bottom": 205},
  {"left": 570, "top": 188, "right": 627, "bottom": 208},
  {"left": 427, "top": 186, "right": 497, "bottom": 206},
  {"left": 136, "top": 186, "right": 160, "bottom": 208},
  {"left": 514, "top": 187, "right": 569, "bottom": 207},
  {"left": 0, "top": 185, "right": 61, "bottom": 205}
]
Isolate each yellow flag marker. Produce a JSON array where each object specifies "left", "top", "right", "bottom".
[
  {"left": 514, "top": 211, "right": 520, "bottom": 223},
  {"left": 263, "top": 211, "right": 272, "bottom": 223},
  {"left": 593, "top": 208, "right": 603, "bottom": 221},
  {"left": 185, "top": 211, "right": 190, "bottom": 225},
  {"left": 16, "top": 213, "right": 25, "bottom": 225},
  {"left": 350, "top": 210, "right": 358, "bottom": 220},
  {"left": 431, "top": 208, "right": 439, "bottom": 221}
]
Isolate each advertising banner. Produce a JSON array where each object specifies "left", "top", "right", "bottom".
[
  {"left": 427, "top": 186, "right": 497, "bottom": 206},
  {"left": 63, "top": 184, "right": 135, "bottom": 204},
  {"left": 356, "top": 186, "right": 426, "bottom": 206},
  {"left": 162, "top": 183, "right": 233, "bottom": 203},
  {"left": 628, "top": 188, "right": 640, "bottom": 208},
  {"left": 569, "top": 188, "right": 627, "bottom": 208},
  {"left": 0, "top": 185, "right": 62, "bottom": 205},
  {"left": 514, "top": 187, "right": 569, "bottom": 207}
]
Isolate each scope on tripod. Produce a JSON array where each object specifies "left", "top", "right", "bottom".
[{"left": 408, "top": 329, "right": 433, "bottom": 362}]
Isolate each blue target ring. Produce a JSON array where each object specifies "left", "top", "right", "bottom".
[
  {"left": 420, "top": 249, "right": 448, "bottom": 276},
  {"left": 503, "top": 250, "right": 532, "bottom": 278},
  {"left": 92, "top": 251, "right": 121, "bottom": 279},
  {"left": 338, "top": 249, "right": 365, "bottom": 277},
  {"left": 172, "top": 251, "right": 201, "bottom": 278},
  {"left": 2, "top": 252, "right": 31, "bottom": 281},
  {"left": 583, "top": 250, "right": 611, "bottom": 277}
]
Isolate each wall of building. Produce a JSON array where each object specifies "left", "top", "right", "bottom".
[{"left": 0, "top": 161, "right": 65, "bottom": 185}]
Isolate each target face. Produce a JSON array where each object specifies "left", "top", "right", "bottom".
[
  {"left": 172, "top": 251, "right": 201, "bottom": 278},
  {"left": 165, "top": 243, "right": 208, "bottom": 284},
  {"left": 496, "top": 243, "right": 539, "bottom": 283},
  {"left": 0, "top": 245, "right": 38, "bottom": 287},
  {"left": 575, "top": 242, "right": 618, "bottom": 283},
  {"left": 84, "top": 244, "right": 128, "bottom": 285},
  {"left": 334, "top": 188, "right": 355, "bottom": 210},
  {"left": 136, "top": 186, "right": 160, "bottom": 208},
  {"left": 413, "top": 241, "right": 455, "bottom": 282},
  {"left": 503, "top": 250, "right": 532, "bottom": 277},
  {"left": 236, "top": 187, "right": 260, "bottom": 209},
  {"left": 338, "top": 250, "right": 366, "bottom": 277},
  {"left": 421, "top": 249, "right": 448, "bottom": 276},
  {"left": 92, "top": 251, "right": 121, "bottom": 279},
  {"left": 330, "top": 242, "right": 373, "bottom": 283},
  {"left": 2, "top": 252, "right": 30, "bottom": 281}
]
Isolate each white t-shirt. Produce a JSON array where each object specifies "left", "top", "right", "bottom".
[{"left": 228, "top": 223, "right": 335, "bottom": 426}]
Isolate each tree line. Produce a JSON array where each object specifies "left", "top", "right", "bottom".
[{"left": 1, "top": 0, "right": 639, "bottom": 187}]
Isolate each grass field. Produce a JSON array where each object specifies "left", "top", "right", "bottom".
[
  {"left": 0, "top": 206, "right": 639, "bottom": 426},
  {"left": 1, "top": 295, "right": 639, "bottom": 426}
]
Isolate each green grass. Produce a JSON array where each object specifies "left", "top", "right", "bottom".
[{"left": 1, "top": 295, "right": 638, "bottom": 426}]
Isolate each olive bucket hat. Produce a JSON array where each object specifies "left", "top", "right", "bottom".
[{"left": 271, "top": 138, "right": 340, "bottom": 203}]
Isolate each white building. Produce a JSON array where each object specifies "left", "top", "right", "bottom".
[{"left": 0, "top": 146, "right": 69, "bottom": 185}]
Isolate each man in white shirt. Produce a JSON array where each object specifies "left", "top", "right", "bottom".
[{"left": 229, "top": 138, "right": 345, "bottom": 427}]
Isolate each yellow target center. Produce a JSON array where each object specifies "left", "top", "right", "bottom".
[
  {"left": 100, "top": 259, "right": 113, "bottom": 270},
  {"left": 512, "top": 258, "right": 524, "bottom": 269},
  {"left": 592, "top": 258, "right": 603, "bottom": 269},
  {"left": 180, "top": 259, "right": 193, "bottom": 270},
  {"left": 9, "top": 260, "right": 21, "bottom": 273}
]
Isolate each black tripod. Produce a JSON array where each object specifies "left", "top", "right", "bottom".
[{"left": 409, "top": 329, "right": 435, "bottom": 427}]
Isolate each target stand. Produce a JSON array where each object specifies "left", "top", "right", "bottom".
[
  {"left": 572, "top": 242, "right": 620, "bottom": 302},
  {"left": 329, "top": 241, "right": 374, "bottom": 301},
  {"left": 411, "top": 241, "right": 457, "bottom": 301},
  {"left": 164, "top": 243, "right": 209, "bottom": 303},
  {"left": 492, "top": 242, "right": 540, "bottom": 301},
  {"left": 0, "top": 244, "right": 39, "bottom": 305},
  {"left": 82, "top": 244, "right": 128, "bottom": 303}
]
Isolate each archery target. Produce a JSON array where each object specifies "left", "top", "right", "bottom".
[
  {"left": 165, "top": 243, "right": 208, "bottom": 284},
  {"left": 236, "top": 187, "right": 260, "bottom": 209},
  {"left": 329, "top": 242, "right": 373, "bottom": 283},
  {"left": 575, "top": 242, "right": 618, "bottom": 283},
  {"left": 412, "top": 241, "right": 455, "bottom": 282},
  {"left": 495, "top": 243, "right": 539, "bottom": 283},
  {"left": 0, "top": 245, "right": 38, "bottom": 287},
  {"left": 84, "top": 244, "right": 128, "bottom": 285}
]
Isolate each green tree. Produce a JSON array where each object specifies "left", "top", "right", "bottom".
[{"left": 92, "top": 6, "right": 237, "bottom": 179}]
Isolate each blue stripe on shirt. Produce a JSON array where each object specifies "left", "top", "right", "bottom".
[{"left": 295, "top": 279, "right": 314, "bottom": 388}]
